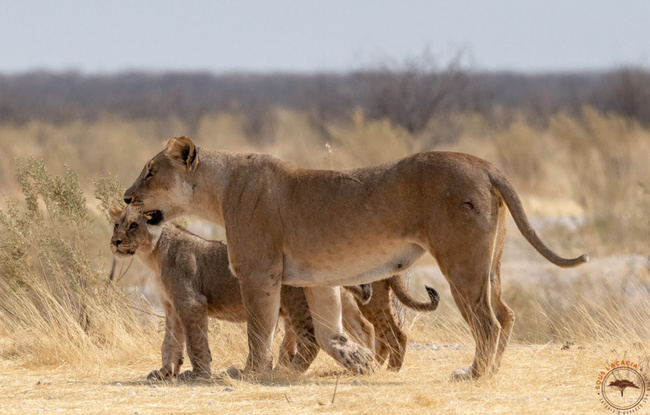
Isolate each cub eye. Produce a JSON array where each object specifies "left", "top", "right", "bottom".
[
  {"left": 129, "top": 222, "right": 138, "bottom": 230},
  {"left": 114, "top": 223, "right": 119, "bottom": 229}
]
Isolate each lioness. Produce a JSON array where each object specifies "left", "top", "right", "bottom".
[
  {"left": 109, "top": 205, "right": 376, "bottom": 379},
  {"left": 124, "top": 136, "right": 588, "bottom": 380}
]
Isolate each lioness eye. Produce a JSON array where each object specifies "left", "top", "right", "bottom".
[
  {"left": 114, "top": 223, "right": 118, "bottom": 229},
  {"left": 129, "top": 222, "right": 138, "bottom": 230},
  {"left": 145, "top": 170, "right": 153, "bottom": 179}
]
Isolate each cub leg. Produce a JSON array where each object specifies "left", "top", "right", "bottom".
[
  {"left": 384, "top": 309, "right": 408, "bottom": 371},
  {"left": 340, "top": 290, "right": 375, "bottom": 353},
  {"left": 175, "top": 293, "right": 212, "bottom": 380},
  {"left": 147, "top": 299, "right": 185, "bottom": 381},
  {"left": 278, "top": 286, "right": 319, "bottom": 373},
  {"left": 278, "top": 315, "right": 298, "bottom": 368},
  {"left": 357, "top": 280, "right": 403, "bottom": 370}
]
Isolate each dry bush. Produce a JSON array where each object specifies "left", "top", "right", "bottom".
[{"left": 0, "top": 158, "right": 156, "bottom": 366}]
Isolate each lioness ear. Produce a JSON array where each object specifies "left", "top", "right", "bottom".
[
  {"left": 108, "top": 205, "right": 123, "bottom": 223},
  {"left": 166, "top": 136, "right": 197, "bottom": 169}
]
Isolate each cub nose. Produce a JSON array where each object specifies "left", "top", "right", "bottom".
[
  {"left": 124, "top": 197, "right": 132, "bottom": 205},
  {"left": 114, "top": 239, "right": 122, "bottom": 246}
]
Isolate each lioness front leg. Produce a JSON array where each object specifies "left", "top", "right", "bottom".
[
  {"left": 148, "top": 299, "right": 185, "bottom": 381},
  {"left": 236, "top": 266, "right": 283, "bottom": 375},
  {"left": 304, "top": 286, "right": 375, "bottom": 375}
]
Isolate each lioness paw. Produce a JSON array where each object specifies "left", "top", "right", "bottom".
[
  {"left": 450, "top": 366, "right": 476, "bottom": 382},
  {"left": 333, "top": 341, "right": 375, "bottom": 375}
]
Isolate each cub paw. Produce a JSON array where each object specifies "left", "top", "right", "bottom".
[
  {"left": 147, "top": 368, "right": 173, "bottom": 381},
  {"left": 178, "top": 369, "right": 211, "bottom": 381}
]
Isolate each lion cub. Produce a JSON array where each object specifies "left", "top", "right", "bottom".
[
  {"left": 109, "top": 206, "right": 374, "bottom": 380},
  {"left": 354, "top": 276, "right": 439, "bottom": 371}
]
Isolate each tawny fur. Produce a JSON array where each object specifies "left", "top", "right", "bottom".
[
  {"left": 123, "top": 136, "right": 588, "bottom": 379},
  {"left": 109, "top": 206, "right": 375, "bottom": 379}
]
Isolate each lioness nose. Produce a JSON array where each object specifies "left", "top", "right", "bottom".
[
  {"left": 124, "top": 197, "right": 132, "bottom": 205},
  {"left": 114, "top": 239, "right": 122, "bottom": 246}
]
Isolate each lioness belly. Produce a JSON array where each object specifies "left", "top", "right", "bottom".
[{"left": 282, "top": 243, "right": 425, "bottom": 287}]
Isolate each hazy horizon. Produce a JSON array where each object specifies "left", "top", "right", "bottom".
[{"left": 2, "top": 1, "right": 649, "bottom": 75}]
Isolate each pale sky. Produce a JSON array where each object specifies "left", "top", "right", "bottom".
[{"left": 1, "top": 0, "right": 648, "bottom": 74}]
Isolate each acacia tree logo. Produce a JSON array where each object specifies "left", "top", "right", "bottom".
[
  {"left": 608, "top": 379, "right": 640, "bottom": 398},
  {"left": 596, "top": 362, "right": 648, "bottom": 412}
]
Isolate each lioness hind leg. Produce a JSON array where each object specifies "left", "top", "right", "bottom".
[
  {"left": 148, "top": 300, "right": 185, "bottom": 381},
  {"left": 490, "top": 210, "right": 514, "bottom": 374},
  {"left": 429, "top": 196, "right": 503, "bottom": 381},
  {"left": 303, "top": 286, "right": 375, "bottom": 375},
  {"left": 434, "top": 236, "right": 501, "bottom": 380},
  {"left": 447, "top": 276, "right": 500, "bottom": 381},
  {"left": 491, "top": 289, "right": 514, "bottom": 374}
]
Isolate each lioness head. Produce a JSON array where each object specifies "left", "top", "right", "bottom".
[
  {"left": 123, "top": 136, "right": 198, "bottom": 224},
  {"left": 109, "top": 205, "right": 155, "bottom": 257}
]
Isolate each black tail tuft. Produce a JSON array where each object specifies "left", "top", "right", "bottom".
[
  {"left": 425, "top": 286, "right": 440, "bottom": 310},
  {"left": 360, "top": 283, "right": 372, "bottom": 305}
]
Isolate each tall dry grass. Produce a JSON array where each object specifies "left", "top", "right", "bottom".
[
  {"left": 0, "top": 158, "right": 159, "bottom": 368},
  {"left": 0, "top": 106, "right": 648, "bottom": 376}
]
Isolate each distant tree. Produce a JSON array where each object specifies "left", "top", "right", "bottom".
[
  {"left": 363, "top": 50, "right": 473, "bottom": 134},
  {"left": 603, "top": 68, "right": 650, "bottom": 123}
]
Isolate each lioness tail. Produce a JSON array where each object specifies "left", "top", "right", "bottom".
[{"left": 489, "top": 170, "right": 588, "bottom": 268}]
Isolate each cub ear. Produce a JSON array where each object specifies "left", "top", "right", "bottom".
[
  {"left": 166, "top": 136, "right": 197, "bottom": 169},
  {"left": 108, "top": 205, "right": 123, "bottom": 223}
]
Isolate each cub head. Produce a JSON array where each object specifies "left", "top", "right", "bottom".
[
  {"left": 123, "top": 136, "right": 198, "bottom": 224},
  {"left": 109, "top": 205, "right": 155, "bottom": 257}
]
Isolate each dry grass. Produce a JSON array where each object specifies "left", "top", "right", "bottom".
[
  {"left": 0, "top": 336, "right": 646, "bottom": 414},
  {"left": 0, "top": 107, "right": 648, "bottom": 413}
]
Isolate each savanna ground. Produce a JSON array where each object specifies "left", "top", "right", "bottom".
[{"left": 0, "top": 107, "right": 648, "bottom": 414}]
